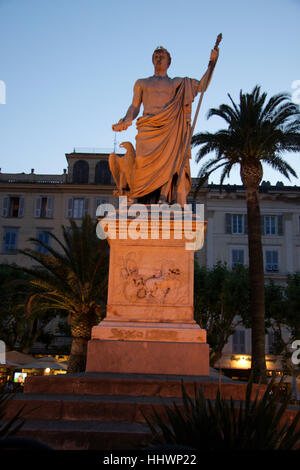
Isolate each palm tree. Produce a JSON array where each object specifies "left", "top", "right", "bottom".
[
  {"left": 15, "top": 215, "right": 109, "bottom": 373},
  {"left": 191, "top": 86, "right": 300, "bottom": 383}
]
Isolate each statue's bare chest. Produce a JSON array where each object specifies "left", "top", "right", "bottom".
[
  {"left": 141, "top": 77, "right": 181, "bottom": 113},
  {"left": 142, "top": 77, "right": 179, "bottom": 95}
]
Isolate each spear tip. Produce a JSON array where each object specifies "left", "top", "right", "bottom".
[{"left": 215, "top": 33, "right": 223, "bottom": 48}]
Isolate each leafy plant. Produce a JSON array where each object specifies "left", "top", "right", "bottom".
[
  {"left": 0, "top": 265, "right": 59, "bottom": 353},
  {"left": 144, "top": 376, "right": 300, "bottom": 450},
  {"left": 0, "top": 387, "right": 24, "bottom": 439},
  {"left": 265, "top": 275, "right": 300, "bottom": 376},
  {"left": 194, "top": 261, "right": 250, "bottom": 366}
]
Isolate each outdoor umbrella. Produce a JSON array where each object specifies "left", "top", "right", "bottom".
[
  {"left": 21, "top": 361, "right": 67, "bottom": 371},
  {"left": 3, "top": 360, "right": 21, "bottom": 368},
  {"left": 6, "top": 350, "right": 35, "bottom": 365}
]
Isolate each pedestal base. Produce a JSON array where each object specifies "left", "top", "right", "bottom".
[
  {"left": 91, "top": 320, "right": 207, "bottom": 343},
  {"left": 86, "top": 338, "right": 209, "bottom": 376},
  {"left": 86, "top": 214, "right": 209, "bottom": 376}
]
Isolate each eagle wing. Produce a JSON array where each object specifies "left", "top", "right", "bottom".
[
  {"left": 108, "top": 153, "right": 121, "bottom": 189},
  {"left": 120, "top": 142, "right": 136, "bottom": 189}
]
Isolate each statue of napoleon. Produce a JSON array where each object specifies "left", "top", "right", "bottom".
[{"left": 110, "top": 42, "right": 220, "bottom": 205}]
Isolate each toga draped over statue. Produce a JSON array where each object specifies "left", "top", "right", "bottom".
[{"left": 130, "top": 77, "right": 199, "bottom": 203}]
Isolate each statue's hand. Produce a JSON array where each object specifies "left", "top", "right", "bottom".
[{"left": 112, "top": 118, "right": 132, "bottom": 132}]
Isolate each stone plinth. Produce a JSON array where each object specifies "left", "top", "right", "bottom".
[{"left": 86, "top": 209, "right": 209, "bottom": 376}]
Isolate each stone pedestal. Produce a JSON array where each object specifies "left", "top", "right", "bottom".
[{"left": 86, "top": 208, "right": 209, "bottom": 375}]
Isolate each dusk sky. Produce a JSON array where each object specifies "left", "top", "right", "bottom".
[{"left": 1, "top": 0, "right": 300, "bottom": 185}]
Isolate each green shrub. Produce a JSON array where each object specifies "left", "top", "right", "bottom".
[{"left": 144, "top": 377, "right": 300, "bottom": 450}]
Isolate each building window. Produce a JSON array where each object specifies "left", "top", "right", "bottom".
[
  {"left": 2, "top": 196, "right": 24, "bottom": 218},
  {"left": 265, "top": 216, "right": 277, "bottom": 235},
  {"left": 232, "top": 215, "right": 244, "bottom": 234},
  {"left": 225, "top": 214, "right": 247, "bottom": 234},
  {"left": 72, "top": 160, "right": 89, "bottom": 184},
  {"left": 34, "top": 196, "right": 54, "bottom": 218},
  {"left": 73, "top": 199, "right": 85, "bottom": 219},
  {"left": 95, "top": 161, "right": 111, "bottom": 185},
  {"left": 2, "top": 228, "right": 19, "bottom": 254},
  {"left": 232, "top": 330, "right": 246, "bottom": 354},
  {"left": 36, "top": 230, "right": 51, "bottom": 254},
  {"left": 265, "top": 250, "right": 279, "bottom": 272},
  {"left": 66, "top": 197, "right": 89, "bottom": 219},
  {"left": 262, "top": 215, "right": 283, "bottom": 235},
  {"left": 94, "top": 197, "right": 112, "bottom": 217},
  {"left": 231, "top": 249, "right": 244, "bottom": 269}
]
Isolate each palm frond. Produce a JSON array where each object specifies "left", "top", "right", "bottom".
[
  {"left": 192, "top": 85, "right": 300, "bottom": 188},
  {"left": 14, "top": 216, "right": 109, "bottom": 323}
]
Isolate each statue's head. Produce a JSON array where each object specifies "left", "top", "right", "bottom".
[{"left": 152, "top": 46, "right": 171, "bottom": 69}]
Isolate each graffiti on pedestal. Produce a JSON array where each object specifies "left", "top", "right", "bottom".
[{"left": 120, "top": 252, "right": 184, "bottom": 304}]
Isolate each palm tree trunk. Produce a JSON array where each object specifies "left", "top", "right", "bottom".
[
  {"left": 245, "top": 186, "right": 267, "bottom": 383},
  {"left": 67, "top": 336, "right": 88, "bottom": 373},
  {"left": 67, "top": 310, "right": 95, "bottom": 373}
]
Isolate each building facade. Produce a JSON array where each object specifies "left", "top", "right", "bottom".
[
  {"left": 0, "top": 150, "right": 115, "bottom": 268},
  {"left": 205, "top": 182, "right": 300, "bottom": 378}
]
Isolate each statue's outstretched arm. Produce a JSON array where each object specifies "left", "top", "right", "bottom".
[
  {"left": 197, "top": 47, "right": 219, "bottom": 93},
  {"left": 112, "top": 80, "right": 143, "bottom": 132}
]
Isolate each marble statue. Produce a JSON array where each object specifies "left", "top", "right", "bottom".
[{"left": 111, "top": 45, "right": 219, "bottom": 205}]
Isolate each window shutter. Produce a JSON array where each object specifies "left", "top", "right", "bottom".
[
  {"left": 261, "top": 215, "right": 265, "bottom": 235},
  {"left": 2, "top": 196, "right": 9, "bottom": 217},
  {"left": 239, "top": 330, "right": 245, "bottom": 353},
  {"left": 66, "top": 198, "right": 73, "bottom": 218},
  {"left": 95, "top": 197, "right": 110, "bottom": 216},
  {"left": 46, "top": 196, "right": 54, "bottom": 218},
  {"left": 277, "top": 215, "right": 283, "bottom": 235},
  {"left": 244, "top": 214, "right": 248, "bottom": 234},
  {"left": 233, "top": 330, "right": 246, "bottom": 354},
  {"left": 84, "top": 198, "right": 89, "bottom": 216},
  {"left": 37, "top": 230, "right": 50, "bottom": 254},
  {"left": 225, "top": 213, "right": 232, "bottom": 234},
  {"left": 34, "top": 196, "right": 42, "bottom": 218},
  {"left": 95, "top": 198, "right": 102, "bottom": 217},
  {"left": 3, "top": 231, "right": 10, "bottom": 252},
  {"left": 232, "top": 249, "right": 244, "bottom": 268},
  {"left": 18, "top": 197, "right": 25, "bottom": 217},
  {"left": 3, "top": 229, "right": 18, "bottom": 253},
  {"left": 232, "top": 331, "right": 238, "bottom": 353}
]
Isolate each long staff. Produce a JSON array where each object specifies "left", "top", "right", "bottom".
[{"left": 175, "top": 33, "right": 222, "bottom": 196}]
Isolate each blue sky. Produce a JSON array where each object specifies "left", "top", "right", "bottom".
[{"left": 0, "top": 0, "right": 300, "bottom": 185}]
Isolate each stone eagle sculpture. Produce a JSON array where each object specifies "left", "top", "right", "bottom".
[{"left": 108, "top": 141, "right": 136, "bottom": 196}]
